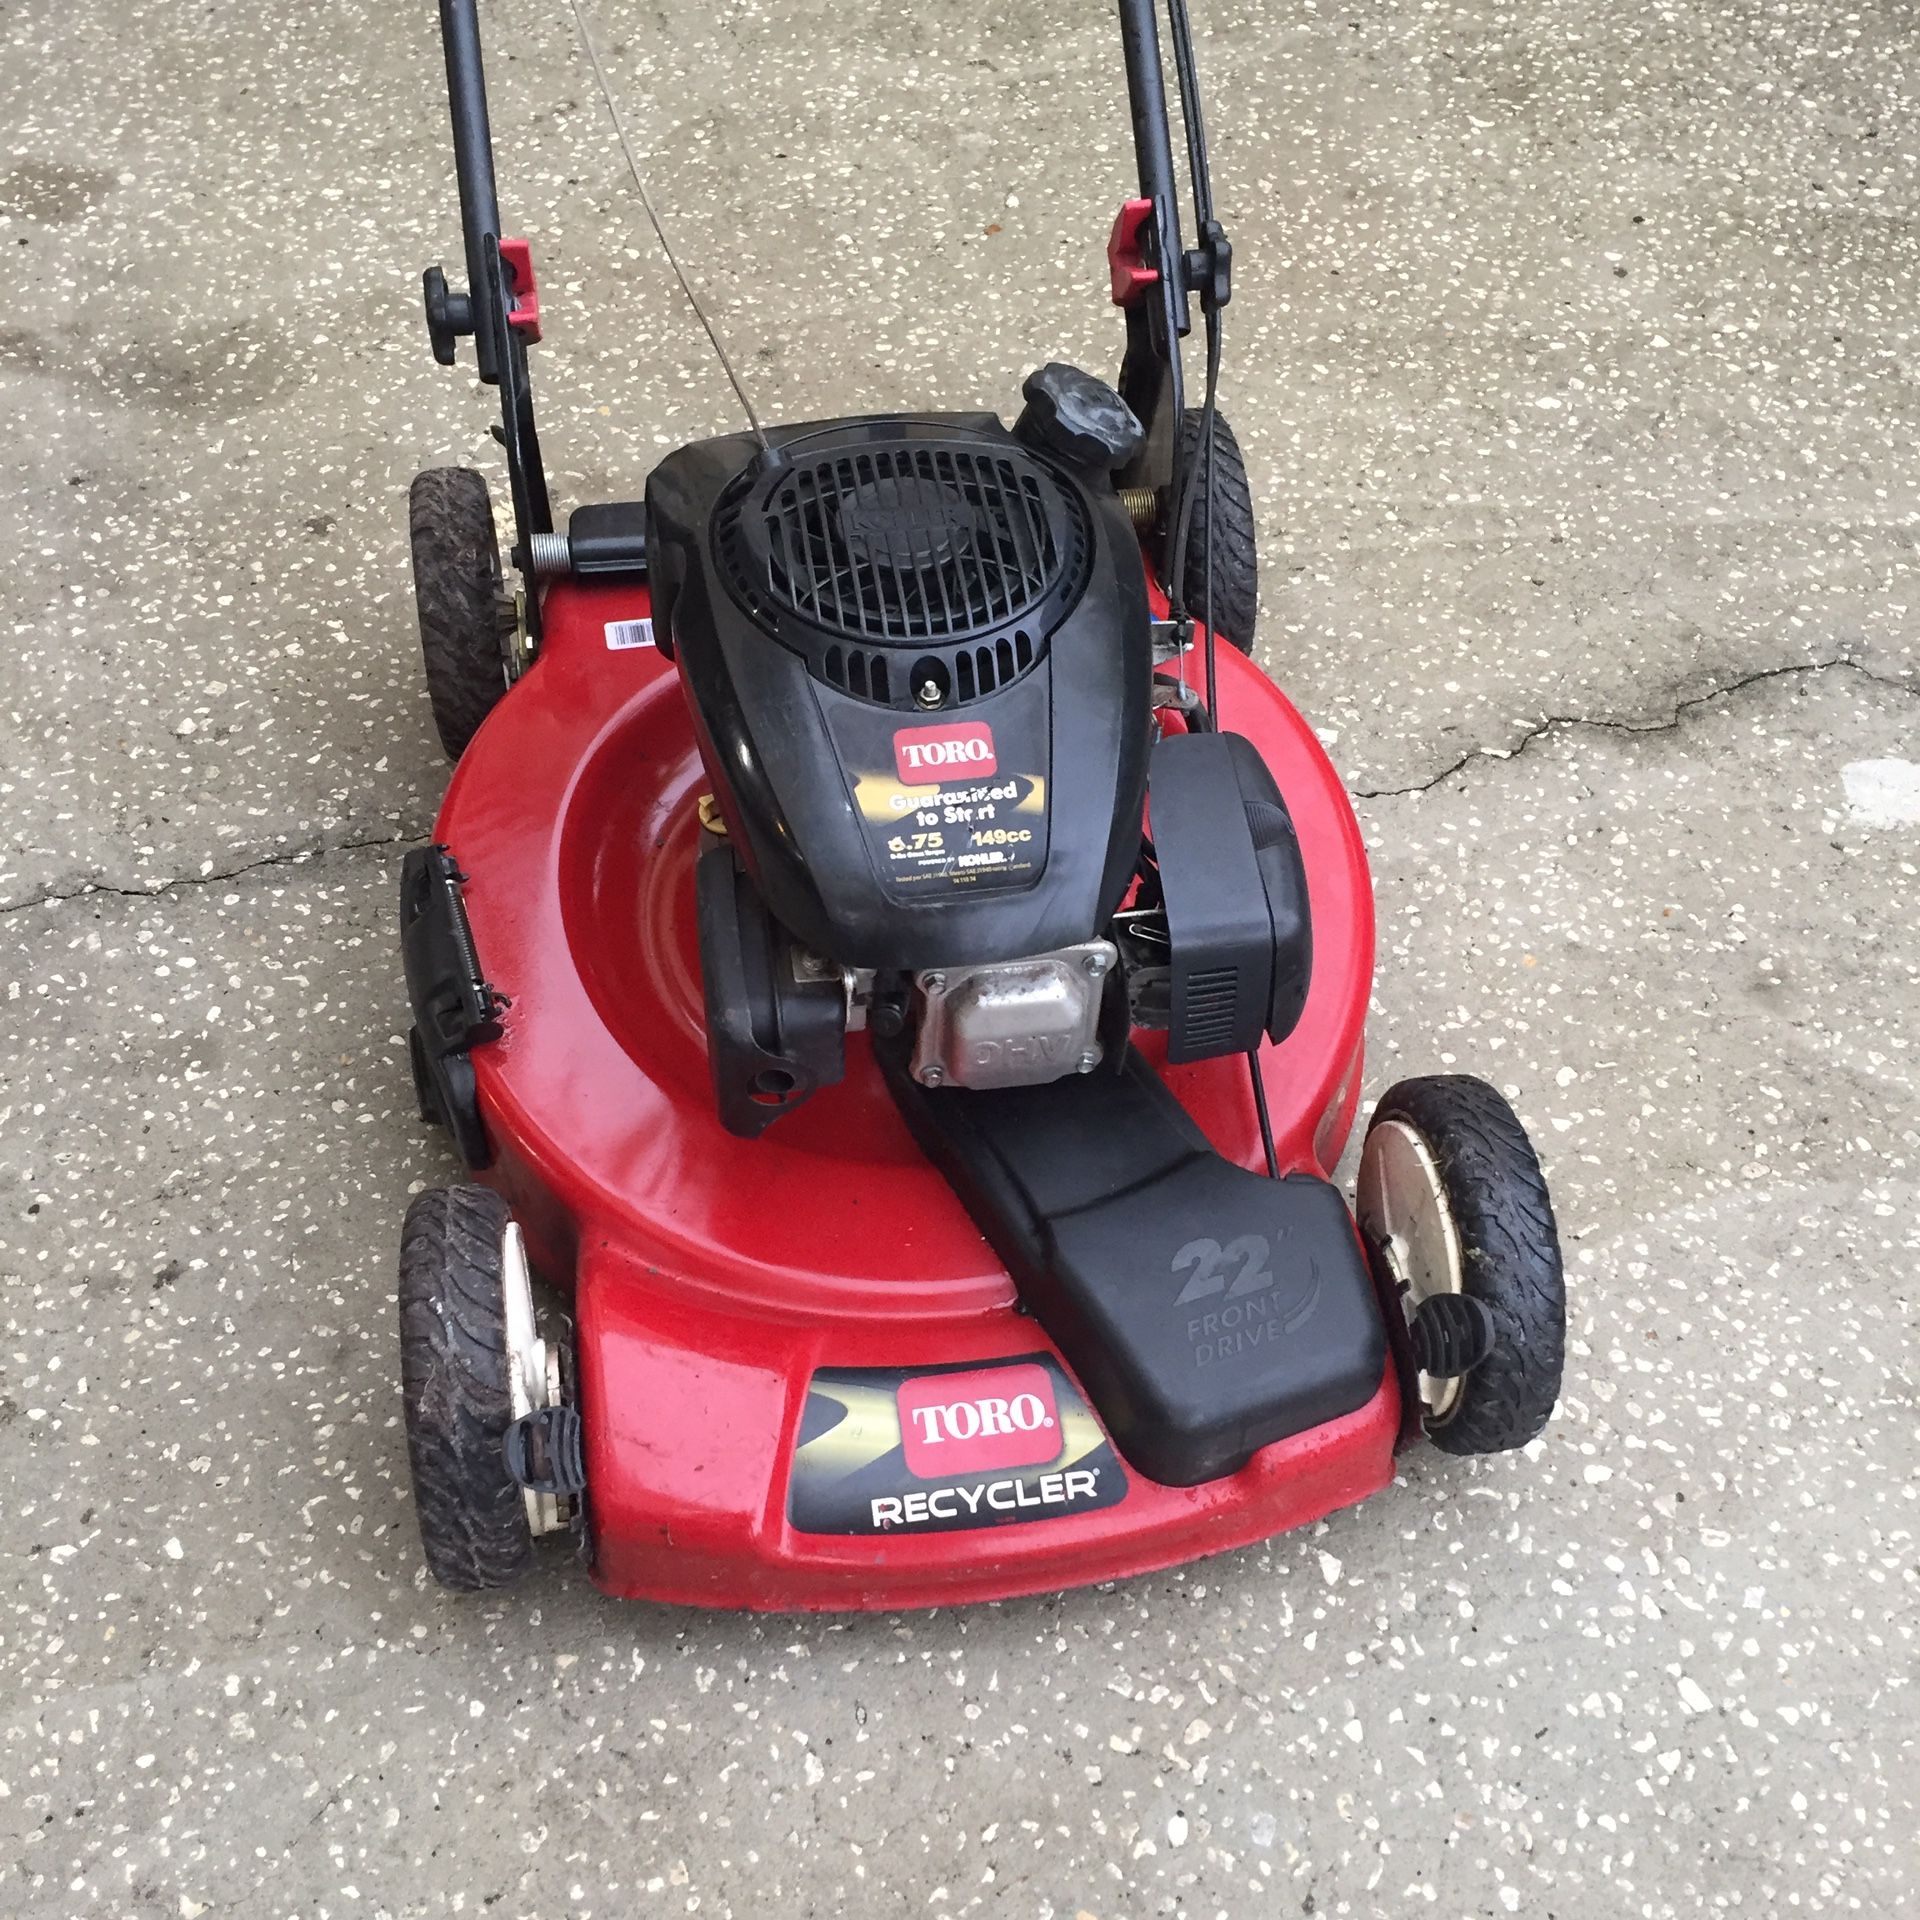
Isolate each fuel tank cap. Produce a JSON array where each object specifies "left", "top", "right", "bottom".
[{"left": 1015, "top": 363, "right": 1145, "bottom": 470}]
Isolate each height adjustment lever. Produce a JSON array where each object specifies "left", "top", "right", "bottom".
[
  {"left": 497, "top": 237, "right": 543, "bottom": 343},
  {"left": 502, "top": 1404, "right": 586, "bottom": 1497},
  {"left": 1108, "top": 197, "right": 1161, "bottom": 307},
  {"left": 1408, "top": 1292, "right": 1497, "bottom": 1381}
]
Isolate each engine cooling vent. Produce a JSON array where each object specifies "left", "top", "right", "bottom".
[
  {"left": 817, "top": 629, "right": 1038, "bottom": 706},
  {"left": 712, "top": 425, "right": 1092, "bottom": 705},
  {"left": 1176, "top": 966, "right": 1242, "bottom": 1056}
]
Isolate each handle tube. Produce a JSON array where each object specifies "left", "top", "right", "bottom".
[
  {"left": 1112, "top": 0, "right": 1190, "bottom": 529},
  {"left": 1115, "top": 0, "right": 1189, "bottom": 328},
  {"left": 439, "top": 0, "right": 506, "bottom": 383}
]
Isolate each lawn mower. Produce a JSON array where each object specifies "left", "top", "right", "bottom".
[{"left": 394, "top": 0, "right": 1566, "bottom": 1608}]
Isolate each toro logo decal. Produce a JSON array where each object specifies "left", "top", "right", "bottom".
[
  {"left": 893, "top": 721, "right": 997, "bottom": 786},
  {"left": 897, "top": 1363, "right": 1059, "bottom": 1478}
]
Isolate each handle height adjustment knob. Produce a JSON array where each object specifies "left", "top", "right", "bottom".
[{"left": 422, "top": 264, "right": 474, "bottom": 367}]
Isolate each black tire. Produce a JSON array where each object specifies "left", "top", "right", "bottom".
[
  {"left": 1367, "top": 1076, "right": 1566, "bottom": 1455},
  {"left": 409, "top": 467, "right": 510, "bottom": 761},
  {"left": 1167, "top": 408, "right": 1258, "bottom": 653},
  {"left": 397, "top": 1184, "right": 533, "bottom": 1590}
]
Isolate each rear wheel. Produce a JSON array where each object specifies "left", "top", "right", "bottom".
[
  {"left": 409, "top": 467, "right": 511, "bottom": 760},
  {"left": 1356, "top": 1075, "right": 1565, "bottom": 1454},
  {"left": 397, "top": 1184, "right": 534, "bottom": 1590},
  {"left": 1164, "top": 408, "right": 1258, "bottom": 653}
]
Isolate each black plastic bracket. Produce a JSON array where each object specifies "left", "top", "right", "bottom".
[
  {"left": 502, "top": 1404, "right": 586, "bottom": 1497},
  {"left": 695, "top": 839, "right": 846, "bottom": 1137},
  {"left": 565, "top": 501, "right": 650, "bottom": 581},
  {"left": 401, "top": 845, "right": 502, "bottom": 1169}
]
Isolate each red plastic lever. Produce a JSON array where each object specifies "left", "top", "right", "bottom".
[
  {"left": 499, "top": 236, "right": 543, "bottom": 343},
  {"left": 1107, "top": 198, "right": 1160, "bottom": 307}
]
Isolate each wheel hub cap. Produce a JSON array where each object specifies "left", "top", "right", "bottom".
[
  {"left": 1356, "top": 1118, "right": 1467, "bottom": 1422},
  {"left": 500, "top": 1221, "right": 570, "bottom": 1534}
]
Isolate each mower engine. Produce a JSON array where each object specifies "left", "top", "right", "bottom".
[{"left": 645, "top": 365, "right": 1313, "bottom": 1136}]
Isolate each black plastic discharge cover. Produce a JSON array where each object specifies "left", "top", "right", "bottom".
[
  {"left": 885, "top": 1045, "right": 1387, "bottom": 1486},
  {"left": 696, "top": 838, "right": 846, "bottom": 1137}
]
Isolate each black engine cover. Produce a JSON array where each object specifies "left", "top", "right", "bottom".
[{"left": 647, "top": 414, "right": 1153, "bottom": 970}]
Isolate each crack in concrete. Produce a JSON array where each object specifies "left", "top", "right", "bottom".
[
  {"left": 1351, "top": 658, "right": 1920, "bottom": 800},
  {"left": 4, "top": 657, "right": 1913, "bottom": 913},
  {"left": 0, "top": 826, "right": 430, "bottom": 919}
]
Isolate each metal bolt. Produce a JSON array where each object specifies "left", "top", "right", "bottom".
[
  {"left": 1076, "top": 1048, "right": 1101, "bottom": 1074},
  {"left": 921, "top": 971, "right": 946, "bottom": 994},
  {"left": 915, "top": 679, "right": 943, "bottom": 708},
  {"left": 1082, "top": 951, "right": 1109, "bottom": 978},
  {"left": 919, "top": 1063, "right": 946, "bottom": 1088}
]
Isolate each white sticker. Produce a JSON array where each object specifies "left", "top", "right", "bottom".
[{"left": 604, "top": 617, "right": 656, "bottom": 651}]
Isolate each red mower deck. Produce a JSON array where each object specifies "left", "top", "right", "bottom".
[{"left": 435, "top": 579, "right": 1401, "bottom": 1609}]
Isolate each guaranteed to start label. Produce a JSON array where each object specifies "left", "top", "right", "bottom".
[
  {"left": 828, "top": 709, "right": 1052, "bottom": 898},
  {"left": 787, "top": 1355, "right": 1127, "bottom": 1536}
]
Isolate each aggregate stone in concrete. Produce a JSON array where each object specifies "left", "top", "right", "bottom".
[{"left": 3, "top": 0, "right": 1918, "bottom": 1915}]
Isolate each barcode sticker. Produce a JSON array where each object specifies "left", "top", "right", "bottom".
[{"left": 604, "top": 617, "right": 656, "bottom": 651}]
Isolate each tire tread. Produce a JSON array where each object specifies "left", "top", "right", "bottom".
[
  {"left": 1369, "top": 1075, "right": 1566, "bottom": 1455},
  {"left": 1172, "top": 409, "right": 1258, "bottom": 654},
  {"left": 409, "top": 467, "right": 507, "bottom": 762},
  {"left": 397, "top": 1184, "right": 533, "bottom": 1590}
]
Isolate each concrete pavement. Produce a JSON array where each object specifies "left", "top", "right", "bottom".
[{"left": 2, "top": 1, "right": 1914, "bottom": 1914}]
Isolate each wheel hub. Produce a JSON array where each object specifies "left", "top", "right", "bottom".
[
  {"left": 500, "top": 1221, "right": 571, "bottom": 1534},
  {"left": 1355, "top": 1118, "right": 1467, "bottom": 1422}
]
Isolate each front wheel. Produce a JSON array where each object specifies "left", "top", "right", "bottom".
[{"left": 1356, "top": 1075, "right": 1566, "bottom": 1454}]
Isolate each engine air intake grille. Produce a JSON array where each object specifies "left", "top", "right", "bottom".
[
  {"left": 715, "top": 427, "right": 1093, "bottom": 650},
  {"left": 782, "top": 445, "right": 1063, "bottom": 644},
  {"left": 710, "top": 425, "right": 1095, "bottom": 706}
]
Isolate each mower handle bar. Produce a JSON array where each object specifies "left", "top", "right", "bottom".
[
  {"left": 427, "top": 0, "right": 1218, "bottom": 580},
  {"left": 439, "top": 0, "right": 507, "bottom": 385}
]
